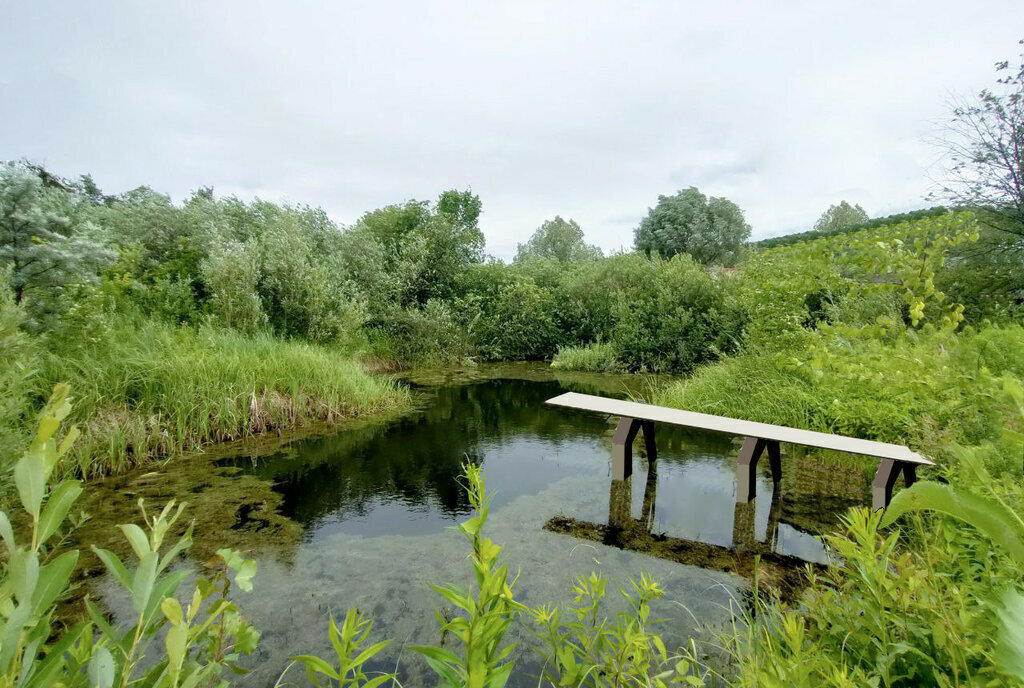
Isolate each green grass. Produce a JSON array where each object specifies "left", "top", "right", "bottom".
[
  {"left": 653, "top": 325, "right": 1024, "bottom": 454},
  {"left": 550, "top": 340, "right": 622, "bottom": 372},
  {"left": 35, "top": 316, "right": 410, "bottom": 477}
]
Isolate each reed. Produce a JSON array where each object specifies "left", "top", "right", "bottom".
[{"left": 36, "top": 315, "right": 409, "bottom": 477}]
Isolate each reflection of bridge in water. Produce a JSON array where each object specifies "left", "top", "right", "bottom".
[{"left": 545, "top": 448, "right": 855, "bottom": 597}]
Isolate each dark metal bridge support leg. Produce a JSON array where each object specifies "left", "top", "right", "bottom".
[
  {"left": 767, "top": 440, "right": 782, "bottom": 484},
  {"left": 641, "top": 420, "right": 657, "bottom": 467},
  {"left": 612, "top": 417, "right": 642, "bottom": 480},
  {"left": 736, "top": 437, "right": 767, "bottom": 503},
  {"left": 872, "top": 459, "right": 916, "bottom": 511},
  {"left": 612, "top": 418, "right": 656, "bottom": 481}
]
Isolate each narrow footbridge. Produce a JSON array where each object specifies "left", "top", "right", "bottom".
[{"left": 545, "top": 392, "right": 933, "bottom": 510}]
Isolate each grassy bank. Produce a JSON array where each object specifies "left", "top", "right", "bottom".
[
  {"left": 654, "top": 325, "right": 1024, "bottom": 453},
  {"left": 12, "top": 315, "right": 409, "bottom": 478}
]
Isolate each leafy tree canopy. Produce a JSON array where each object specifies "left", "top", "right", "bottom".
[
  {"left": 814, "top": 201, "right": 870, "bottom": 233},
  {"left": 0, "top": 163, "right": 112, "bottom": 326},
  {"left": 515, "top": 216, "right": 602, "bottom": 263},
  {"left": 633, "top": 187, "right": 750, "bottom": 266}
]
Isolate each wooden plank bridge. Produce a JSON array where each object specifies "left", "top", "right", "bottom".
[{"left": 545, "top": 392, "right": 933, "bottom": 510}]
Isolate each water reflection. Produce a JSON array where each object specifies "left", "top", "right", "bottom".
[
  {"left": 216, "top": 379, "right": 618, "bottom": 538},
  {"left": 544, "top": 425, "right": 865, "bottom": 596}
]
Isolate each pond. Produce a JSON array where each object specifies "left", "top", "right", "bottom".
[{"left": 77, "top": 363, "right": 869, "bottom": 686}]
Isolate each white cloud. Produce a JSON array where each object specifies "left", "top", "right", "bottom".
[{"left": 2, "top": 1, "right": 1022, "bottom": 258}]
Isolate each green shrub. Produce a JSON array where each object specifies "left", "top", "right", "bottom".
[{"left": 609, "top": 255, "right": 742, "bottom": 373}]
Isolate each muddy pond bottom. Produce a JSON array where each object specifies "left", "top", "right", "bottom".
[{"left": 85, "top": 365, "right": 869, "bottom": 686}]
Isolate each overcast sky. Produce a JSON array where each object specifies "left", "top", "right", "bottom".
[{"left": 2, "top": 2, "right": 1022, "bottom": 259}]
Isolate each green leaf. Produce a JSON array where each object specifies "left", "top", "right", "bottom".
[
  {"left": 141, "top": 570, "right": 190, "bottom": 632},
  {"left": 410, "top": 644, "right": 461, "bottom": 666},
  {"left": 88, "top": 646, "right": 115, "bottom": 688},
  {"left": 420, "top": 655, "right": 463, "bottom": 687},
  {"left": 351, "top": 639, "right": 394, "bottom": 667},
  {"left": 362, "top": 675, "right": 396, "bottom": 688},
  {"left": 31, "top": 550, "right": 78, "bottom": 615},
  {"left": 119, "top": 524, "right": 151, "bottom": 560},
  {"left": 161, "top": 597, "right": 183, "bottom": 625},
  {"left": 232, "top": 560, "right": 257, "bottom": 593},
  {"left": 292, "top": 654, "right": 340, "bottom": 681},
  {"left": 9, "top": 548, "right": 40, "bottom": 603},
  {"left": 37, "top": 480, "right": 82, "bottom": 547},
  {"left": 86, "top": 598, "right": 130, "bottom": 654},
  {"left": 91, "top": 547, "right": 132, "bottom": 591},
  {"left": 881, "top": 481, "right": 1024, "bottom": 562},
  {"left": 995, "top": 588, "right": 1024, "bottom": 680},
  {"left": 131, "top": 551, "right": 158, "bottom": 614},
  {"left": 14, "top": 452, "right": 46, "bottom": 520},
  {"left": 164, "top": 617, "right": 188, "bottom": 676},
  {"left": 0, "top": 511, "right": 15, "bottom": 552}
]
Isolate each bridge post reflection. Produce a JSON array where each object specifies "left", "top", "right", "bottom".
[{"left": 546, "top": 454, "right": 819, "bottom": 598}]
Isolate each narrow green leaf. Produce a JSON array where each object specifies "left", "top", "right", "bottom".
[
  {"left": 14, "top": 453, "right": 46, "bottom": 520},
  {"left": 86, "top": 598, "right": 130, "bottom": 654},
  {"left": 291, "top": 654, "right": 340, "bottom": 680},
  {"left": 31, "top": 550, "right": 78, "bottom": 614},
  {"left": 118, "top": 524, "right": 151, "bottom": 560},
  {"left": 91, "top": 547, "right": 132, "bottom": 590},
  {"left": 350, "top": 639, "right": 394, "bottom": 667},
  {"left": 410, "top": 644, "right": 461, "bottom": 666},
  {"left": 37, "top": 480, "right": 82, "bottom": 547},
  {"left": 131, "top": 551, "right": 158, "bottom": 614},
  {"left": 995, "top": 588, "right": 1024, "bottom": 680}
]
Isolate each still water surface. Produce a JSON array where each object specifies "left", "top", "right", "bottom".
[{"left": 83, "top": 365, "right": 867, "bottom": 686}]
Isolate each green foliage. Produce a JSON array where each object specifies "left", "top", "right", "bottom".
[
  {"left": 0, "top": 384, "right": 260, "bottom": 687},
  {"left": 470, "top": 275, "right": 562, "bottom": 361},
  {"left": 753, "top": 206, "right": 951, "bottom": 249},
  {"left": 291, "top": 609, "right": 394, "bottom": 688},
  {"left": 0, "top": 272, "right": 36, "bottom": 465},
  {"left": 37, "top": 316, "right": 408, "bottom": 477},
  {"left": 531, "top": 572, "right": 705, "bottom": 687},
  {"left": 609, "top": 255, "right": 741, "bottom": 373},
  {"left": 551, "top": 341, "right": 622, "bottom": 373},
  {"left": 515, "top": 217, "right": 602, "bottom": 264},
  {"left": 411, "top": 463, "right": 526, "bottom": 688},
  {"left": 813, "top": 201, "right": 869, "bottom": 234},
  {"left": 0, "top": 164, "right": 113, "bottom": 329},
  {"left": 201, "top": 240, "right": 267, "bottom": 333},
  {"left": 634, "top": 187, "right": 751, "bottom": 266}
]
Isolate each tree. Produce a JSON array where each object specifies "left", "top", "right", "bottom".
[
  {"left": 515, "top": 216, "right": 602, "bottom": 263},
  {"left": 813, "top": 201, "right": 869, "bottom": 233},
  {"left": 633, "top": 187, "right": 750, "bottom": 266},
  {"left": 933, "top": 40, "right": 1024, "bottom": 237},
  {"left": 0, "top": 164, "right": 112, "bottom": 321}
]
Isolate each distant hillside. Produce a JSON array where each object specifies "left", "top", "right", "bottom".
[{"left": 752, "top": 206, "right": 952, "bottom": 249}]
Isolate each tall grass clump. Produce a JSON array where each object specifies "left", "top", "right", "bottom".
[
  {"left": 550, "top": 340, "right": 622, "bottom": 372},
  {"left": 36, "top": 315, "right": 409, "bottom": 477}
]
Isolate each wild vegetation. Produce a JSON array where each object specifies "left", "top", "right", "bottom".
[{"left": 1, "top": 36, "right": 1023, "bottom": 688}]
